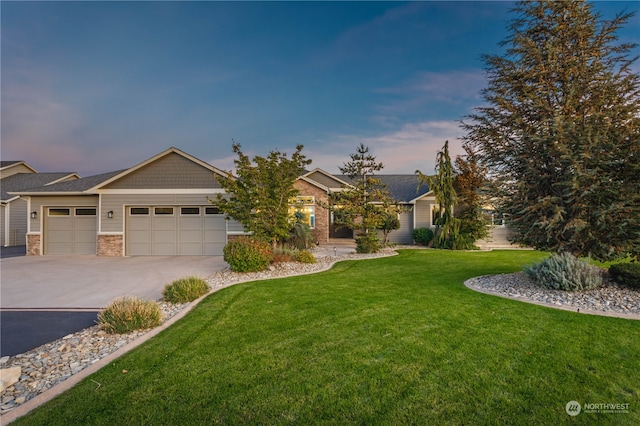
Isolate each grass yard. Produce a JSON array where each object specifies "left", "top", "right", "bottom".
[{"left": 14, "top": 250, "right": 640, "bottom": 425}]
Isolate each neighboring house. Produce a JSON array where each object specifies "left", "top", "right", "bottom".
[
  {"left": 13, "top": 148, "right": 247, "bottom": 256},
  {"left": 0, "top": 161, "right": 78, "bottom": 247}
]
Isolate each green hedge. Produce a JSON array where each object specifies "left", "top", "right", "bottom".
[
  {"left": 609, "top": 262, "right": 640, "bottom": 288},
  {"left": 223, "top": 237, "right": 273, "bottom": 272}
]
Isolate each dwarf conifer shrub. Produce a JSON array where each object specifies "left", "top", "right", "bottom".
[
  {"left": 223, "top": 237, "right": 273, "bottom": 272},
  {"left": 97, "top": 296, "right": 163, "bottom": 334},
  {"left": 163, "top": 276, "right": 210, "bottom": 303},
  {"left": 294, "top": 250, "right": 316, "bottom": 264},
  {"left": 609, "top": 263, "right": 640, "bottom": 288},
  {"left": 524, "top": 252, "right": 602, "bottom": 291},
  {"left": 412, "top": 227, "right": 434, "bottom": 246},
  {"left": 355, "top": 233, "right": 381, "bottom": 253}
]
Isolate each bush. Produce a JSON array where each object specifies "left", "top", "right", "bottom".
[
  {"left": 412, "top": 227, "right": 434, "bottom": 246},
  {"left": 223, "top": 237, "right": 273, "bottom": 272},
  {"left": 97, "top": 296, "right": 163, "bottom": 334},
  {"left": 162, "top": 276, "right": 210, "bottom": 303},
  {"left": 609, "top": 263, "right": 640, "bottom": 288},
  {"left": 524, "top": 252, "right": 603, "bottom": 291},
  {"left": 272, "top": 248, "right": 295, "bottom": 263},
  {"left": 287, "top": 222, "right": 315, "bottom": 250},
  {"left": 355, "top": 233, "right": 381, "bottom": 254},
  {"left": 294, "top": 250, "right": 316, "bottom": 264}
]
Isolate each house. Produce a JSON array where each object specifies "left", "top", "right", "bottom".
[
  {"left": 0, "top": 161, "right": 78, "bottom": 247},
  {"left": 13, "top": 148, "right": 246, "bottom": 256},
  {"left": 14, "top": 147, "right": 508, "bottom": 256}
]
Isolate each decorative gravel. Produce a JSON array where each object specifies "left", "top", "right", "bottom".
[{"left": 465, "top": 272, "right": 640, "bottom": 318}]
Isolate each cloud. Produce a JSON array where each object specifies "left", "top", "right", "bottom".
[
  {"left": 374, "top": 70, "right": 487, "bottom": 117},
  {"left": 307, "top": 120, "right": 465, "bottom": 175}
]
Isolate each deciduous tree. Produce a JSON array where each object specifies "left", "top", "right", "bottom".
[{"left": 214, "top": 143, "right": 312, "bottom": 249}]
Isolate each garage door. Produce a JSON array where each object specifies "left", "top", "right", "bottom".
[
  {"left": 45, "top": 207, "right": 97, "bottom": 255},
  {"left": 126, "top": 206, "right": 226, "bottom": 256}
]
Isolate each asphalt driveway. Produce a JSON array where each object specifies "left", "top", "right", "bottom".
[{"left": 1, "top": 255, "right": 228, "bottom": 309}]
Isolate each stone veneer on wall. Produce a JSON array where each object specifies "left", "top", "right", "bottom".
[
  {"left": 97, "top": 234, "right": 124, "bottom": 257},
  {"left": 26, "top": 234, "right": 40, "bottom": 255}
]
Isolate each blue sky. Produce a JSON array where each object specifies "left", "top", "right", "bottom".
[{"left": 2, "top": 1, "right": 639, "bottom": 177}]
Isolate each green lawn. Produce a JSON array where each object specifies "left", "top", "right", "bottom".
[{"left": 15, "top": 250, "right": 640, "bottom": 425}]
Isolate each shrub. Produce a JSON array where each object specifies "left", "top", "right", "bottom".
[
  {"left": 287, "top": 222, "right": 315, "bottom": 250},
  {"left": 412, "top": 227, "right": 434, "bottom": 246},
  {"left": 223, "top": 237, "right": 273, "bottom": 272},
  {"left": 162, "top": 276, "right": 210, "bottom": 303},
  {"left": 609, "top": 263, "right": 640, "bottom": 288},
  {"left": 524, "top": 252, "right": 603, "bottom": 291},
  {"left": 97, "top": 296, "right": 163, "bottom": 334},
  {"left": 272, "top": 248, "right": 295, "bottom": 263},
  {"left": 294, "top": 250, "right": 316, "bottom": 264},
  {"left": 355, "top": 233, "right": 381, "bottom": 254}
]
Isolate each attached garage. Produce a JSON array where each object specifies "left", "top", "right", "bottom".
[
  {"left": 126, "top": 206, "right": 226, "bottom": 256},
  {"left": 44, "top": 207, "right": 97, "bottom": 255}
]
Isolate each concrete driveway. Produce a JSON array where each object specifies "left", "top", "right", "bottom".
[{"left": 1, "top": 255, "right": 228, "bottom": 309}]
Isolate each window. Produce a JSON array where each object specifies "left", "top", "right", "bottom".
[
  {"left": 181, "top": 207, "right": 200, "bottom": 215},
  {"left": 48, "top": 208, "right": 70, "bottom": 216},
  {"left": 154, "top": 207, "right": 174, "bottom": 215},
  {"left": 75, "top": 208, "right": 97, "bottom": 216},
  {"left": 290, "top": 196, "right": 315, "bottom": 229},
  {"left": 130, "top": 207, "right": 150, "bottom": 215},
  {"left": 205, "top": 206, "right": 220, "bottom": 215}
]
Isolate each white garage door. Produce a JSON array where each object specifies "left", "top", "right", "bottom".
[
  {"left": 45, "top": 207, "right": 97, "bottom": 255},
  {"left": 126, "top": 206, "right": 226, "bottom": 256}
]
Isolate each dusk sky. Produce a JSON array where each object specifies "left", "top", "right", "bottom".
[{"left": 2, "top": 1, "right": 639, "bottom": 177}]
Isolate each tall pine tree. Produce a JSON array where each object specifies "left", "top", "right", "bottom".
[{"left": 462, "top": 0, "right": 640, "bottom": 260}]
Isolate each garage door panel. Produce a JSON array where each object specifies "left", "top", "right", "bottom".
[
  {"left": 127, "top": 206, "right": 226, "bottom": 256},
  {"left": 45, "top": 208, "right": 97, "bottom": 255}
]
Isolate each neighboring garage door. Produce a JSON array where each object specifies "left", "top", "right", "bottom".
[
  {"left": 45, "top": 207, "right": 97, "bottom": 255},
  {"left": 126, "top": 206, "right": 226, "bottom": 256}
]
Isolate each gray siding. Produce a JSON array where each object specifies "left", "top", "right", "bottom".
[
  {"left": 0, "top": 205, "right": 5, "bottom": 246},
  {"left": 305, "top": 171, "right": 345, "bottom": 189},
  {"left": 30, "top": 196, "right": 99, "bottom": 233},
  {"left": 9, "top": 198, "right": 27, "bottom": 245},
  {"left": 415, "top": 199, "right": 434, "bottom": 228},
  {"left": 103, "top": 153, "right": 224, "bottom": 189},
  {"left": 386, "top": 208, "right": 414, "bottom": 244}
]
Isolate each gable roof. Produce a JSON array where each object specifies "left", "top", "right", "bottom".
[
  {"left": 11, "top": 170, "right": 125, "bottom": 196},
  {"left": 1, "top": 172, "right": 80, "bottom": 201},
  {"left": 336, "top": 174, "right": 431, "bottom": 203},
  {"left": 92, "top": 147, "right": 230, "bottom": 191},
  {"left": 0, "top": 161, "right": 38, "bottom": 173},
  {"left": 301, "top": 168, "right": 352, "bottom": 189}
]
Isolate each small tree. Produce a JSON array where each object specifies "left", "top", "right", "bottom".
[
  {"left": 378, "top": 212, "right": 401, "bottom": 245},
  {"left": 453, "top": 145, "right": 489, "bottom": 244},
  {"left": 328, "top": 144, "right": 399, "bottom": 253},
  {"left": 215, "top": 143, "right": 312, "bottom": 249}
]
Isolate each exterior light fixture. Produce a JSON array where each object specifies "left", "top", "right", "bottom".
[
  {"left": 31, "top": 211, "right": 37, "bottom": 219},
  {"left": 107, "top": 210, "right": 114, "bottom": 219}
]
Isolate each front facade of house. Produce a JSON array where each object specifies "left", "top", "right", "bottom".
[{"left": 13, "top": 147, "right": 483, "bottom": 256}]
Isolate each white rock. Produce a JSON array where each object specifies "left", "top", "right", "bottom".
[{"left": 0, "top": 367, "right": 22, "bottom": 393}]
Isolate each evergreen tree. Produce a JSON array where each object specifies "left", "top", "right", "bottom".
[
  {"left": 417, "top": 141, "right": 459, "bottom": 248},
  {"left": 462, "top": 0, "right": 640, "bottom": 260},
  {"left": 215, "top": 143, "right": 312, "bottom": 249},
  {"left": 329, "top": 144, "right": 399, "bottom": 253}
]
